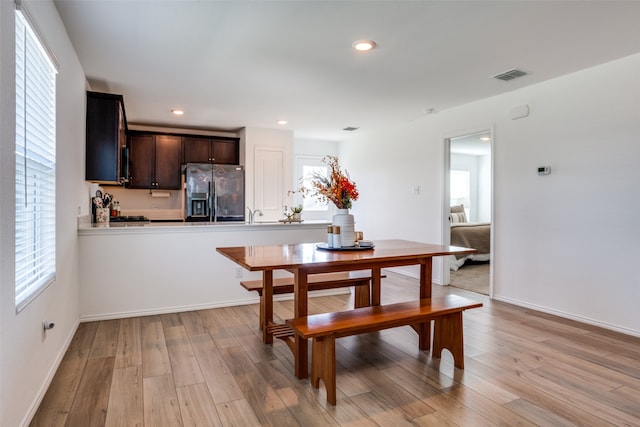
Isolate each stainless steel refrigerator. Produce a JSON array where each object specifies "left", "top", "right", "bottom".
[{"left": 185, "top": 163, "right": 245, "bottom": 222}]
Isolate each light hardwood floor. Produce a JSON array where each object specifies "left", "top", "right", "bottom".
[{"left": 31, "top": 272, "right": 640, "bottom": 426}]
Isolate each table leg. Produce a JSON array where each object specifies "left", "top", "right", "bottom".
[
  {"left": 262, "top": 270, "right": 273, "bottom": 344},
  {"left": 293, "top": 269, "right": 309, "bottom": 379},
  {"left": 371, "top": 268, "right": 382, "bottom": 306},
  {"left": 420, "top": 258, "right": 433, "bottom": 299},
  {"left": 419, "top": 258, "right": 433, "bottom": 349}
]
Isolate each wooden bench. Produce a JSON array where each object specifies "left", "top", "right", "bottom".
[
  {"left": 240, "top": 272, "right": 384, "bottom": 330},
  {"left": 286, "top": 294, "right": 482, "bottom": 405}
]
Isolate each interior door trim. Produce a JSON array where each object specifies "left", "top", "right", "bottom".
[{"left": 442, "top": 126, "right": 494, "bottom": 298}]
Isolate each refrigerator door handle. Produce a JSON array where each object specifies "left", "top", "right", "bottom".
[
  {"left": 208, "top": 180, "right": 213, "bottom": 222},
  {"left": 211, "top": 180, "right": 218, "bottom": 222}
]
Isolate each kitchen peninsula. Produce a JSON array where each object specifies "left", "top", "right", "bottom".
[
  {"left": 81, "top": 93, "right": 337, "bottom": 321},
  {"left": 78, "top": 221, "right": 329, "bottom": 321}
]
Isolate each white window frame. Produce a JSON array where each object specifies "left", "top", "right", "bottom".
[{"left": 15, "top": 5, "right": 58, "bottom": 311}]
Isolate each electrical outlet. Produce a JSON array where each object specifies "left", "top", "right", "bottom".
[
  {"left": 412, "top": 186, "right": 420, "bottom": 195},
  {"left": 235, "top": 267, "right": 243, "bottom": 278},
  {"left": 152, "top": 204, "right": 160, "bottom": 209}
]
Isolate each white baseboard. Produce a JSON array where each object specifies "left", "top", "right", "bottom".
[
  {"left": 79, "top": 288, "right": 350, "bottom": 322},
  {"left": 493, "top": 295, "right": 640, "bottom": 338},
  {"left": 390, "top": 268, "right": 639, "bottom": 338}
]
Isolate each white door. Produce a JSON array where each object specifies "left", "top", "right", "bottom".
[{"left": 254, "top": 147, "right": 285, "bottom": 221}]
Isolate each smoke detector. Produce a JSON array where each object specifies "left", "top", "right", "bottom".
[{"left": 492, "top": 68, "right": 528, "bottom": 81}]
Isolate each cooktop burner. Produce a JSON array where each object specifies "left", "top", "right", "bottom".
[{"left": 109, "top": 216, "right": 150, "bottom": 223}]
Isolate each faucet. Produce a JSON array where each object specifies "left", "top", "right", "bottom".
[{"left": 247, "top": 207, "right": 263, "bottom": 224}]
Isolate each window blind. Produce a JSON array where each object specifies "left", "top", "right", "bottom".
[{"left": 15, "top": 9, "right": 57, "bottom": 310}]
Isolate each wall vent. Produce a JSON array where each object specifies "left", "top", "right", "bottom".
[
  {"left": 343, "top": 126, "right": 359, "bottom": 131},
  {"left": 493, "top": 68, "right": 528, "bottom": 81}
]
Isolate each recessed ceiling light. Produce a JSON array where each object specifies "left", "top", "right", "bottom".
[
  {"left": 171, "top": 109, "right": 184, "bottom": 116},
  {"left": 277, "top": 120, "right": 288, "bottom": 125},
  {"left": 352, "top": 39, "right": 376, "bottom": 52}
]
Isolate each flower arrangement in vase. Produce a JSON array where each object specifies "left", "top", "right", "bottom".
[
  {"left": 300, "top": 155, "right": 359, "bottom": 246},
  {"left": 306, "top": 155, "right": 359, "bottom": 210}
]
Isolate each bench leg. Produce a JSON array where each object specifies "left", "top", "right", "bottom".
[
  {"left": 259, "top": 292, "right": 264, "bottom": 331},
  {"left": 311, "top": 336, "right": 337, "bottom": 405},
  {"left": 353, "top": 281, "right": 371, "bottom": 308},
  {"left": 432, "top": 312, "right": 465, "bottom": 369},
  {"left": 414, "top": 321, "right": 431, "bottom": 351}
]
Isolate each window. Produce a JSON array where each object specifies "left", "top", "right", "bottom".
[
  {"left": 15, "top": 7, "right": 57, "bottom": 310},
  {"left": 293, "top": 155, "right": 330, "bottom": 221},
  {"left": 300, "top": 164, "right": 328, "bottom": 211}
]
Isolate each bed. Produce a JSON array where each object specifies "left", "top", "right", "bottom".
[{"left": 449, "top": 205, "right": 491, "bottom": 271}]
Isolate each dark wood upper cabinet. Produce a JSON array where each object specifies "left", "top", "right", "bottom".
[
  {"left": 127, "top": 132, "right": 182, "bottom": 189},
  {"left": 212, "top": 139, "right": 239, "bottom": 164},
  {"left": 154, "top": 135, "right": 182, "bottom": 189},
  {"left": 183, "top": 137, "right": 212, "bottom": 163},
  {"left": 85, "top": 91, "right": 128, "bottom": 184},
  {"left": 183, "top": 136, "right": 239, "bottom": 164}
]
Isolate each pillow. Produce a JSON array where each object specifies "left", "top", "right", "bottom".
[
  {"left": 450, "top": 204, "right": 465, "bottom": 214},
  {"left": 450, "top": 212, "right": 467, "bottom": 223}
]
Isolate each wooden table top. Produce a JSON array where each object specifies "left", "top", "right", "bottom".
[{"left": 216, "top": 239, "right": 476, "bottom": 271}]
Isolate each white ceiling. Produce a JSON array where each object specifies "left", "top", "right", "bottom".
[{"left": 53, "top": 1, "right": 640, "bottom": 141}]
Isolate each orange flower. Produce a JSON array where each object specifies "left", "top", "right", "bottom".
[{"left": 306, "top": 156, "right": 359, "bottom": 209}]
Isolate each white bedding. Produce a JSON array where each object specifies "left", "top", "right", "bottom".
[{"left": 449, "top": 253, "right": 490, "bottom": 271}]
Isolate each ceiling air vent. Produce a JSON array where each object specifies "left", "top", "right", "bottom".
[
  {"left": 343, "top": 126, "right": 359, "bottom": 131},
  {"left": 493, "top": 68, "right": 528, "bottom": 82}
]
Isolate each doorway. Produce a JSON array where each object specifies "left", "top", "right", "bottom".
[{"left": 443, "top": 130, "right": 493, "bottom": 296}]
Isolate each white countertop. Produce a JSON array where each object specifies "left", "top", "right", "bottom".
[{"left": 77, "top": 217, "right": 330, "bottom": 235}]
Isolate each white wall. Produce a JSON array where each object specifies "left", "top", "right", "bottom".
[
  {"left": 294, "top": 137, "right": 339, "bottom": 163},
  {"left": 0, "top": 1, "right": 87, "bottom": 426},
  {"left": 340, "top": 53, "right": 640, "bottom": 337},
  {"left": 242, "top": 126, "right": 294, "bottom": 221},
  {"left": 477, "top": 153, "right": 491, "bottom": 222}
]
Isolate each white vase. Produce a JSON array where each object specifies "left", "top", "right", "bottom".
[{"left": 332, "top": 208, "right": 356, "bottom": 247}]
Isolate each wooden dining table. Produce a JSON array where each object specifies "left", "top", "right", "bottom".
[{"left": 216, "top": 239, "right": 476, "bottom": 379}]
